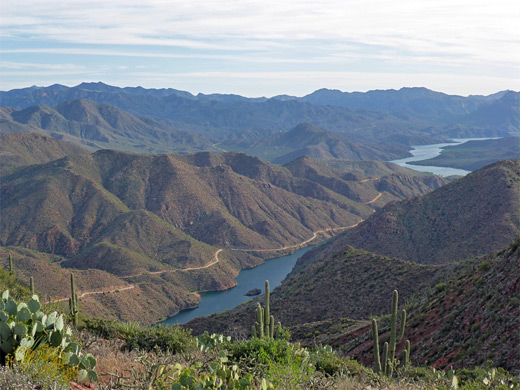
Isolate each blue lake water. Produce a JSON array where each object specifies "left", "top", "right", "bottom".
[
  {"left": 390, "top": 138, "right": 500, "bottom": 176},
  {"left": 162, "top": 245, "right": 316, "bottom": 325},
  {"left": 163, "top": 137, "right": 501, "bottom": 325}
]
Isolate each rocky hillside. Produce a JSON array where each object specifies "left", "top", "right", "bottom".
[
  {"left": 339, "top": 239, "right": 520, "bottom": 375},
  {"left": 0, "top": 133, "right": 89, "bottom": 172},
  {"left": 220, "top": 123, "right": 407, "bottom": 163},
  {"left": 186, "top": 239, "right": 519, "bottom": 375},
  {"left": 1, "top": 145, "right": 448, "bottom": 323},
  {"left": 302, "top": 159, "right": 520, "bottom": 265},
  {"left": 0, "top": 99, "right": 214, "bottom": 154},
  {"left": 284, "top": 156, "right": 447, "bottom": 208},
  {"left": 185, "top": 246, "right": 450, "bottom": 335}
]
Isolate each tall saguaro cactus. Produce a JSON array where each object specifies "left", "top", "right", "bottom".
[
  {"left": 30, "top": 277, "right": 34, "bottom": 294},
  {"left": 69, "top": 273, "right": 79, "bottom": 327},
  {"left": 251, "top": 280, "right": 278, "bottom": 339},
  {"left": 8, "top": 254, "right": 13, "bottom": 274},
  {"left": 371, "top": 319, "right": 382, "bottom": 373},
  {"left": 371, "top": 290, "right": 410, "bottom": 376}
]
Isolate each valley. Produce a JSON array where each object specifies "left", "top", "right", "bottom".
[
  {"left": 0, "top": 84, "right": 518, "bottom": 385},
  {"left": 2, "top": 0, "right": 520, "bottom": 386},
  {"left": 1, "top": 131, "right": 452, "bottom": 324}
]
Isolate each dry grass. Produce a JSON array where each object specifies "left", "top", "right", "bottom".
[
  {"left": 333, "top": 376, "right": 431, "bottom": 390},
  {"left": 76, "top": 332, "right": 144, "bottom": 387}
]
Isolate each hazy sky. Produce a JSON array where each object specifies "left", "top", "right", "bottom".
[{"left": 1, "top": 0, "right": 519, "bottom": 97}]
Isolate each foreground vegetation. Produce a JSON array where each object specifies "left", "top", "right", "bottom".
[{"left": 1, "top": 267, "right": 518, "bottom": 389}]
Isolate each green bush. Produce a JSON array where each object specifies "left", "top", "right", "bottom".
[
  {"left": 266, "top": 358, "right": 315, "bottom": 389},
  {"left": 478, "top": 261, "right": 492, "bottom": 272},
  {"left": 228, "top": 337, "right": 298, "bottom": 366},
  {"left": 83, "top": 317, "right": 120, "bottom": 338},
  {"left": 310, "top": 345, "right": 345, "bottom": 376},
  {"left": 0, "top": 268, "right": 31, "bottom": 301},
  {"left": 126, "top": 325, "right": 197, "bottom": 353}
]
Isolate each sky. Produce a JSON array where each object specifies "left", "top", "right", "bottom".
[{"left": 1, "top": 0, "right": 519, "bottom": 97}]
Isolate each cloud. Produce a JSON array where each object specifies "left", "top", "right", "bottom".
[
  {"left": 3, "top": 0, "right": 518, "bottom": 64},
  {"left": 0, "top": 61, "right": 85, "bottom": 70},
  {"left": 1, "top": 0, "right": 518, "bottom": 95}
]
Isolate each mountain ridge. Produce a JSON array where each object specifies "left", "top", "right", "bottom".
[
  {"left": 2, "top": 83, "right": 515, "bottom": 148},
  {"left": 0, "top": 141, "right": 449, "bottom": 323}
]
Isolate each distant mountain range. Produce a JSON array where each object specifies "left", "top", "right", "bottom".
[
  {"left": 0, "top": 99, "right": 214, "bottom": 154},
  {"left": 2, "top": 83, "right": 517, "bottom": 150},
  {"left": 0, "top": 133, "right": 448, "bottom": 323},
  {"left": 219, "top": 123, "right": 406, "bottom": 163}
]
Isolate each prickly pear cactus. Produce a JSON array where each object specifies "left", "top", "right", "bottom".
[
  {"left": 0, "top": 289, "right": 97, "bottom": 383},
  {"left": 0, "top": 290, "right": 53, "bottom": 365}
]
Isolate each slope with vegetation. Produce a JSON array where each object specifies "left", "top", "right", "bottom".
[
  {"left": 184, "top": 246, "right": 449, "bottom": 335},
  {"left": 1, "top": 265, "right": 518, "bottom": 389},
  {"left": 183, "top": 161, "right": 519, "bottom": 378},
  {"left": 0, "top": 133, "right": 89, "bottom": 173},
  {"left": 338, "top": 239, "right": 520, "bottom": 375},
  {"left": 0, "top": 138, "right": 449, "bottom": 323},
  {"left": 0, "top": 99, "right": 214, "bottom": 154},
  {"left": 306, "top": 159, "right": 520, "bottom": 265}
]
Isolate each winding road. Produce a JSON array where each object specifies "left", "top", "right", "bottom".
[
  {"left": 229, "top": 222, "right": 362, "bottom": 253},
  {"left": 53, "top": 285, "right": 135, "bottom": 303},
  {"left": 54, "top": 184, "right": 382, "bottom": 303},
  {"left": 364, "top": 192, "right": 382, "bottom": 204}
]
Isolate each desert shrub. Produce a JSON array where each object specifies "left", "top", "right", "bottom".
[
  {"left": 83, "top": 317, "right": 121, "bottom": 338},
  {"left": 12, "top": 344, "right": 76, "bottom": 389},
  {"left": 115, "top": 321, "right": 142, "bottom": 340},
  {"left": 275, "top": 324, "right": 292, "bottom": 341},
  {"left": 397, "top": 366, "right": 519, "bottom": 390},
  {"left": 266, "top": 358, "right": 316, "bottom": 389},
  {"left": 455, "top": 367, "right": 519, "bottom": 389},
  {"left": 0, "top": 268, "right": 31, "bottom": 301},
  {"left": 84, "top": 317, "right": 141, "bottom": 341},
  {"left": 98, "top": 347, "right": 271, "bottom": 390},
  {"left": 228, "top": 337, "right": 298, "bottom": 367},
  {"left": 310, "top": 345, "right": 345, "bottom": 377},
  {"left": 125, "top": 325, "right": 197, "bottom": 353},
  {"left": 198, "top": 331, "right": 231, "bottom": 351},
  {"left": 478, "top": 261, "right": 492, "bottom": 272}
]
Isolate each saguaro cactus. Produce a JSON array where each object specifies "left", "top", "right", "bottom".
[
  {"left": 371, "top": 319, "right": 382, "bottom": 373},
  {"left": 30, "top": 277, "right": 34, "bottom": 294},
  {"left": 251, "top": 280, "right": 278, "bottom": 339},
  {"left": 404, "top": 339, "right": 411, "bottom": 367},
  {"left": 69, "top": 274, "right": 79, "bottom": 327},
  {"left": 8, "top": 254, "right": 13, "bottom": 273},
  {"left": 371, "top": 290, "right": 410, "bottom": 376}
]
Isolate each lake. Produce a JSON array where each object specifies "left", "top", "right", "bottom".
[
  {"left": 390, "top": 138, "right": 499, "bottom": 176},
  {"left": 163, "top": 137, "right": 497, "bottom": 325},
  {"left": 162, "top": 245, "right": 317, "bottom": 325}
]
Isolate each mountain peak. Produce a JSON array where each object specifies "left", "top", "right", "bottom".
[{"left": 75, "top": 81, "right": 119, "bottom": 92}]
